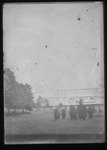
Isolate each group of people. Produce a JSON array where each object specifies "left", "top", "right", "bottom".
[
  {"left": 54, "top": 100, "right": 94, "bottom": 121},
  {"left": 54, "top": 107, "right": 66, "bottom": 120}
]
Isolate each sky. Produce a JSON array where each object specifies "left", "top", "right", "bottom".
[{"left": 3, "top": 2, "right": 104, "bottom": 102}]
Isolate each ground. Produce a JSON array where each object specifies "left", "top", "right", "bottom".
[{"left": 4, "top": 108, "right": 105, "bottom": 143}]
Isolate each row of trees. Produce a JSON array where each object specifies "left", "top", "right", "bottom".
[
  {"left": 35, "top": 96, "right": 50, "bottom": 109},
  {"left": 4, "top": 68, "right": 34, "bottom": 113}
]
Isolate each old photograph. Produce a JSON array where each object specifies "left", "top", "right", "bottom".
[{"left": 3, "top": 2, "right": 104, "bottom": 144}]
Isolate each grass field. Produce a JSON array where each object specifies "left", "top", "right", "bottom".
[
  {"left": 5, "top": 109, "right": 104, "bottom": 134},
  {"left": 4, "top": 109, "right": 105, "bottom": 143}
]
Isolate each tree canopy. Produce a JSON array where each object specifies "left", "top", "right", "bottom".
[
  {"left": 35, "top": 96, "right": 50, "bottom": 108},
  {"left": 4, "top": 68, "right": 34, "bottom": 111}
]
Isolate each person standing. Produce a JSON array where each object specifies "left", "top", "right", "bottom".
[
  {"left": 74, "top": 106, "right": 77, "bottom": 120},
  {"left": 54, "top": 107, "right": 60, "bottom": 120},
  {"left": 61, "top": 107, "right": 66, "bottom": 119},
  {"left": 87, "top": 106, "right": 93, "bottom": 119},
  {"left": 69, "top": 105, "right": 77, "bottom": 120},
  {"left": 77, "top": 99, "right": 87, "bottom": 120},
  {"left": 82, "top": 105, "right": 87, "bottom": 120}
]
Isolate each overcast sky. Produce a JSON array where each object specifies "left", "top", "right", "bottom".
[{"left": 3, "top": 3, "right": 104, "bottom": 101}]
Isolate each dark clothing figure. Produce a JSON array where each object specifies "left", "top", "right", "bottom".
[
  {"left": 78, "top": 105, "right": 82, "bottom": 119},
  {"left": 69, "top": 105, "right": 77, "bottom": 120},
  {"left": 78, "top": 105, "right": 87, "bottom": 120},
  {"left": 87, "top": 106, "right": 93, "bottom": 119},
  {"left": 82, "top": 105, "right": 87, "bottom": 120},
  {"left": 62, "top": 107, "right": 66, "bottom": 119},
  {"left": 54, "top": 107, "right": 60, "bottom": 120}
]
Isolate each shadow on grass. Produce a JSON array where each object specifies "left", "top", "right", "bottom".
[
  {"left": 5, "top": 112, "right": 31, "bottom": 117},
  {"left": 51, "top": 118, "right": 68, "bottom": 122},
  {"left": 94, "top": 114, "right": 104, "bottom": 117}
]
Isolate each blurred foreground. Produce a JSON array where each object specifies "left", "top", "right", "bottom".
[{"left": 4, "top": 108, "right": 104, "bottom": 143}]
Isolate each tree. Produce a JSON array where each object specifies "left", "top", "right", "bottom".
[
  {"left": 4, "top": 68, "right": 34, "bottom": 113},
  {"left": 15, "top": 83, "right": 34, "bottom": 111},
  {"left": 35, "top": 96, "right": 50, "bottom": 109},
  {"left": 35, "top": 96, "right": 43, "bottom": 109},
  {"left": 4, "top": 68, "right": 17, "bottom": 112}
]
